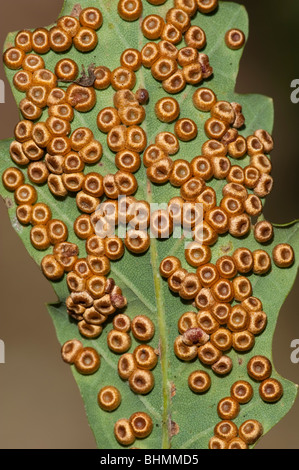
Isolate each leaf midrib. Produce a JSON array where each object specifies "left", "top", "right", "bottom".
[
  {"left": 146, "top": 183, "right": 172, "bottom": 449},
  {"left": 136, "top": 10, "right": 172, "bottom": 447}
]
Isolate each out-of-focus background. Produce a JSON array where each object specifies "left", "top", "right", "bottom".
[{"left": 0, "top": 0, "right": 298, "bottom": 449}]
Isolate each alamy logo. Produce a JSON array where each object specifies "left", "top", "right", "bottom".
[{"left": 92, "top": 197, "right": 204, "bottom": 248}]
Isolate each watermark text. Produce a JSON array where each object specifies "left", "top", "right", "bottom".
[
  {"left": 290, "top": 339, "right": 299, "bottom": 364},
  {"left": 0, "top": 79, "right": 4, "bottom": 103},
  {"left": 0, "top": 339, "right": 5, "bottom": 364},
  {"left": 290, "top": 79, "right": 299, "bottom": 103},
  {"left": 92, "top": 197, "right": 204, "bottom": 248}
]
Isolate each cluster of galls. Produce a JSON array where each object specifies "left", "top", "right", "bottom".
[
  {"left": 97, "top": 88, "right": 148, "bottom": 183},
  {"left": 161, "top": 254, "right": 268, "bottom": 376},
  {"left": 62, "top": 312, "right": 157, "bottom": 446},
  {"left": 66, "top": 276, "right": 127, "bottom": 340},
  {"left": 61, "top": 338, "right": 101, "bottom": 375},
  {"left": 145, "top": 96, "right": 276, "bottom": 244},
  {"left": 118, "top": 0, "right": 219, "bottom": 23},
  {"left": 116, "top": 1, "right": 218, "bottom": 94},
  {"left": 209, "top": 355, "right": 283, "bottom": 448},
  {"left": 62, "top": 299, "right": 157, "bottom": 445},
  {"left": 114, "top": 412, "right": 153, "bottom": 446},
  {"left": 7, "top": 61, "right": 148, "bottom": 211},
  {"left": 11, "top": 121, "right": 103, "bottom": 199},
  {"left": 4, "top": 7, "right": 102, "bottom": 59},
  {"left": 1, "top": 167, "right": 129, "bottom": 340},
  {"left": 11, "top": 114, "right": 143, "bottom": 212},
  {"left": 111, "top": 312, "right": 157, "bottom": 445},
  {"left": 209, "top": 418, "right": 263, "bottom": 449},
  {"left": 2, "top": 168, "right": 72, "bottom": 270},
  {"left": 62, "top": 333, "right": 155, "bottom": 446},
  {"left": 100, "top": 311, "right": 157, "bottom": 447},
  {"left": 117, "top": 316, "right": 156, "bottom": 394},
  {"left": 141, "top": 17, "right": 213, "bottom": 94},
  {"left": 4, "top": 8, "right": 104, "bottom": 113}
]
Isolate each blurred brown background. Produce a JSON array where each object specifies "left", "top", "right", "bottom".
[{"left": 0, "top": 0, "right": 298, "bottom": 449}]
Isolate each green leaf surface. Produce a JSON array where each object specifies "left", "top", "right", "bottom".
[{"left": 1, "top": 0, "right": 298, "bottom": 449}]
